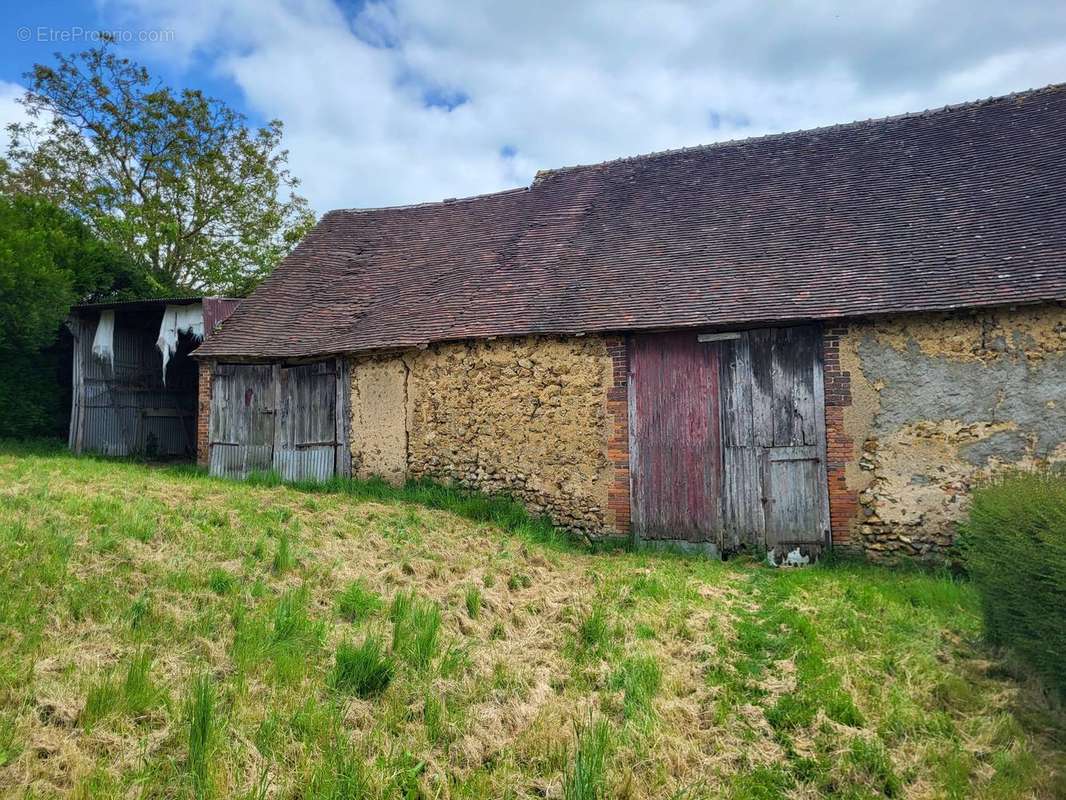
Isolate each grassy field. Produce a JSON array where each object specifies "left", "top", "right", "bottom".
[{"left": 0, "top": 442, "right": 1063, "bottom": 799}]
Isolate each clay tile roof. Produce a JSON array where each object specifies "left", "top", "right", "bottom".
[{"left": 196, "top": 83, "right": 1066, "bottom": 360}]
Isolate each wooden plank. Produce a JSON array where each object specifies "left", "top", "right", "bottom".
[
  {"left": 273, "top": 360, "right": 338, "bottom": 481},
  {"left": 68, "top": 317, "right": 87, "bottom": 454},
  {"left": 697, "top": 331, "right": 741, "bottom": 343},
  {"left": 765, "top": 458, "right": 822, "bottom": 547},
  {"left": 718, "top": 333, "right": 753, "bottom": 448},
  {"left": 209, "top": 364, "right": 276, "bottom": 477},
  {"left": 768, "top": 445, "right": 819, "bottom": 462},
  {"left": 749, "top": 328, "right": 774, "bottom": 448},
  {"left": 721, "top": 445, "right": 764, "bottom": 550},
  {"left": 810, "top": 330, "right": 832, "bottom": 546},
  {"left": 771, "top": 327, "right": 818, "bottom": 447},
  {"left": 335, "top": 358, "right": 353, "bottom": 479}
]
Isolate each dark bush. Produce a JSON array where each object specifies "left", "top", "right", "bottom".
[{"left": 959, "top": 471, "right": 1066, "bottom": 698}]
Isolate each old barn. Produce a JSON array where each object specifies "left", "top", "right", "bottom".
[{"left": 193, "top": 85, "right": 1066, "bottom": 562}]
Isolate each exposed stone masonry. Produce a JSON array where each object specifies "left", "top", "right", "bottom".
[
  {"left": 349, "top": 335, "right": 623, "bottom": 538},
  {"left": 834, "top": 303, "right": 1066, "bottom": 562}
]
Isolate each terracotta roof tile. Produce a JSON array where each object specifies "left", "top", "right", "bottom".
[{"left": 196, "top": 84, "right": 1066, "bottom": 360}]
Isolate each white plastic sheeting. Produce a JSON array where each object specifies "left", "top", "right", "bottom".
[
  {"left": 156, "top": 304, "right": 204, "bottom": 382},
  {"left": 91, "top": 310, "right": 116, "bottom": 369}
]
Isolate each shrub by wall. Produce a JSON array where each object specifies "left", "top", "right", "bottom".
[{"left": 960, "top": 471, "right": 1066, "bottom": 698}]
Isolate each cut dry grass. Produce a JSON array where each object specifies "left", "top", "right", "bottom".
[{"left": 0, "top": 439, "right": 1064, "bottom": 798}]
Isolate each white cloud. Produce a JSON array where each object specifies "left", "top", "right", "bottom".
[
  {"left": 0, "top": 80, "right": 32, "bottom": 157},
  {"left": 99, "top": 0, "right": 1066, "bottom": 213}
]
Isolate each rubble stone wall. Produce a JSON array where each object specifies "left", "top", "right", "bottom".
[
  {"left": 349, "top": 335, "right": 624, "bottom": 537},
  {"left": 830, "top": 302, "right": 1066, "bottom": 561}
]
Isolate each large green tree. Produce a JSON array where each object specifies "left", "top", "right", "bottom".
[
  {"left": 0, "top": 195, "right": 146, "bottom": 437},
  {"left": 3, "top": 41, "right": 315, "bottom": 296}
]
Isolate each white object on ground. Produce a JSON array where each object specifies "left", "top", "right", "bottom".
[
  {"left": 91, "top": 310, "right": 116, "bottom": 369},
  {"left": 767, "top": 547, "right": 811, "bottom": 568},
  {"left": 156, "top": 304, "right": 204, "bottom": 383}
]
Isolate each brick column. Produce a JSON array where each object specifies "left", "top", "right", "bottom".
[
  {"left": 822, "top": 326, "right": 860, "bottom": 551},
  {"left": 196, "top": 361, "right": 213, "bottom": 467},
  {"left": 604, "top": 336, "right": 631, "bottom": 536}
]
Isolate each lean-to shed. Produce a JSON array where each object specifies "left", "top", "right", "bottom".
[{"left": 67, "top": 297, "right": 239, "bottom": 458}]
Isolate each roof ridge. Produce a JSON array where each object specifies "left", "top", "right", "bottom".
[
  {"left": 533, "top": 81, "right": 1066, "bottom": 181},
  {"left": 326, "top": 185, "right": 528, "bottom": 215}
]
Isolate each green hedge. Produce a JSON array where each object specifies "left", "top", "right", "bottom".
[{"left": 960, "top": 471, "right": 1066, "bottom": 698}]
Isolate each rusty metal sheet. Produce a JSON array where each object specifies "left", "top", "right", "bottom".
[{"left": 202, "top": 298, "right": 241, "bottom": 338}]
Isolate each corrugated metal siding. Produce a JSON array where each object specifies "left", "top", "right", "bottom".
[
  {"left": 209, "top": 443, "right": 274, "bottom": 478},
  {"left": 273, "top": 448, "right": 336, "bottom": 482},
  {"left": 70, "top": 308, "right": 198, "bottom": 457}
]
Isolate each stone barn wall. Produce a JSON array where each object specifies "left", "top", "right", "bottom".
[
  {"left": 825, "top": 302, "right": 1066, "bottom": 562},
  {"left": 348, "top": 335, "right": 630, "bottom": 537},
  {"left": 345, "top": 304, "right": 1066, "bottom": 559}
]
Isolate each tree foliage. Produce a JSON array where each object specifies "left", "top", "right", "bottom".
[
  {"left": 0, "top": 195, "right": 144, "bottom": 437},
  {"left": 3, "top": 41, "right": 315, "bottom": 296}
]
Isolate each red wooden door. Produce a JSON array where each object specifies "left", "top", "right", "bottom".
[{"left": 629, "top": 332, "right": 721, "bottom": 543}]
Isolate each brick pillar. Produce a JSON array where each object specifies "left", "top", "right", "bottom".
[
  {"left": 822, "top": 326, "right": 860, "bottom": 551},
  {"left": 604, "top": 336, "right": 631, "bottom": 536},
  {"left": 196, "top": 361, "right": 213, "bottom": 467}
]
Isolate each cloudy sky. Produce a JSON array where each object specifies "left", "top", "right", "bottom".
[{"left": 2, "top": 1, "right": 1065, "bottom": 214}]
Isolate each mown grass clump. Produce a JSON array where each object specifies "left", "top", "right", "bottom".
[
  {"left": 576, "top": 606, "right": 612, "bottom": 654},
  {"left": 185, "top": 674, "right": 216, "bottom": 798},
  {"left": 563, "top": 715, "right": 611, "bottom": 800},
  {"left": 207, "top": 568, "right": 235, "bottom": 595},
  {"left": 609, "top": 655, "right": 662, "bottom": 720},
  {"left": 80, "top": 651, "right": 166, "bottom": 729},
  {"left": 465, "top": 585, "right": 482, "bottom": 619},
  {"left": 336, "top": 579, "right": 382, "bottom": 623},
  {"left": 271, "top": 532, "right": 294, "bottom": 574},
  {"left": 390, "top": 591, "right": 442, "bottom": 669},
  {"left": 960, "top": 471, "right": 1066, "bottom": 698},
  {"left": 331, "top": 636, "right": 394, "bottom": 698}
]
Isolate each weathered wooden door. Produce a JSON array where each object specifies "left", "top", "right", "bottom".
[
  {"left": 208, "top": 364, "right": 276, "bottom": 477},
  {"left": 717, "top": 327, "right": 830, "bottom": 554},
  {"left": 273, "top": 362, "right": 339, "bottom": 481},
  {"left": 629, "top": 332, "right": 722, "bottom": 548},
  {"left": 629, "top": 326, "right": 829, "bottom": 555}
]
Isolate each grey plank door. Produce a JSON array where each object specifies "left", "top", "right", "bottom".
[
  {"left": 719, "top": 325, "right": 830, "bottom": 552},
  {"left": 273, "top": 362, "right": 338, "bottom": 482},
  {"left": 208, "top": 364, "right": 276, "bottom": 478}
]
